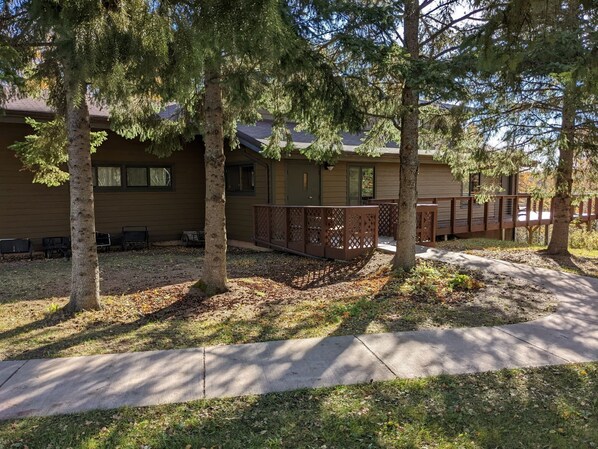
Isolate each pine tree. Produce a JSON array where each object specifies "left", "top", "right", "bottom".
[
  {"left": 110, "top": 0, "right": 363, "bottom": 294},
  {"left": 291, "top": 0, "right": 486, "bottom": 270},
  {"left": 471, "top": 0, "right": 598, "bottom": 254},
  {"left": 1, "top": 0, "right": 170, "bottom": 311}
]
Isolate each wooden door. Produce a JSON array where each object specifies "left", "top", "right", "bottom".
[{"left": 286, "top": 162, "right": 321, "bottom": 205}]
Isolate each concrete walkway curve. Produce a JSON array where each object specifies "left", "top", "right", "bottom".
[{"left": 0, "top": 247, "right": 596, "bottom": 420}]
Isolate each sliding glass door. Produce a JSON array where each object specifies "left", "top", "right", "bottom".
[{"left": 348, "top": 166, "right": 375, "bottom": 205}]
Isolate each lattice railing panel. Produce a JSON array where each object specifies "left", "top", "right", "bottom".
[
  {"left": 270, "top": 207, "right": 286, "bottom": 241},
  {"left": 255, "top": 207, "right": 269, "bottom": 241},
  {"left": 288, "top": 207, "right": 304, "bottom": 243},
  {"left": 326, "top": 208, "right": 345, "bottom": 248},
  {"left": 416, "top": 209, "right": 436, "bottom": 243},
  {"left": 363, "top": 212, "right": 377, "bottom": 248},
  {"left": 346, "top": 213, "right": 362, "bottom": 249},
  {"left": 306, "top": 208, "right": 323, "bottom": 245},
  {"left": 254, "top": 205, "right": 379, "bottom": 259},
  {"left": 377, "top": 203, "right": 398, "bottom": 237}
]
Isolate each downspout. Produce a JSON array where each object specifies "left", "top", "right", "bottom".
[{"left": 241, "top": 148, "right": 271, "bottom": 204}]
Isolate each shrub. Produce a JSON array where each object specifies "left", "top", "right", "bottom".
[
  {"left": 395, "top": 261, "right": 483, "bottom": 302},
  {"left": 448, "top": 273, "right": 476, "bottom": 291},
  {"left": 47, "top": 302, "right": 61, "bottom": 314},
  {"left": 569, "top": 228, "right": 598, "bottom": 251}
]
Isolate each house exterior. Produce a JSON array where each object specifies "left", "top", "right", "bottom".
[{"left": 0, "top": 98, "right": 516, "bottom": 248}]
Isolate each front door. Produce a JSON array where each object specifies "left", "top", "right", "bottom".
[{"left": 286, "top": 162, "right": 321, "bottom": 205}]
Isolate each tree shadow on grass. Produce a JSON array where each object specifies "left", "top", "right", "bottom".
[
  {"left": 1, "top": 248, "right": 376, "bottom": 304},
  {"left": 0, "top": 277, "right": 382, "bottom": 361},
  {"left": 534, "top": 250, "right": 598, "bottom": 278},
  {"left": 0, "top": 250, "right": 562, "bottom": 362},
  {"left": 227, "top": 250, "right": 377, "bottom": 290},
  {"left": 2, "top": 363, "right": 596, "bottom": 448}
]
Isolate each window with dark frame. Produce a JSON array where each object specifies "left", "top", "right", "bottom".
[
  {"left": 348, "top": 166, "right": 375, "bottom": 205},
  {"left": 468, "top": 173, "right": 481, "bottom": 195},
  {"left": 92, "top": 165, "right": 172, "bottom": 190},
  {"left": 225, "top": 164, "right": 255, "bottom": 194},
  {"left": 93, "top": 166, "right": 121, "bottom": 187}
]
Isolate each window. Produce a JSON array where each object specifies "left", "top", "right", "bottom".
[
  {"left": 226, "top": 164, "right": 255, "bottom": 194},
  {"left": 149, "top": 167, "right": 171, "bottom": 187},
  {"left": 93, "top": 166, "right": 121, "bottom": 187},
  {"left": 127, "top": 167, "right": 148, "bottom": 187},
  {"left": 348, "top": 166, "right": 375, "bottom": 205},
  {"left": 463, "top": 173, "right": 481, "bottom": 196},
  {"left": 92, "top": 165, "right": 172, "bottom": 190}
]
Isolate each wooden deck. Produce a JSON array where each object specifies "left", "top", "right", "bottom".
[
  {"left": 371, "top": 195, "right": 598, "bottom": 237},
  {"left": 254, "top": 195, "right": 597, "bottom": 260},
  {"left": 253, "top": 205, "right": 379, "bottom": 260}
]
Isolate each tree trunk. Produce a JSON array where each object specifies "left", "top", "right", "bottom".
[
  {"left": 393, "top": 0, "right": 420, "bottom": 271},
  {"left": 201, "top": 68, "right": 228, "bottom": 294},
  {"left": 547, "top": 81, "right": 576, "bottom": 255},
  {"left": 65, "top": 77, "right": 101, "bottom": 311},
  {"left": 547, "top": 0, "right": 579, "bottom": 255}
]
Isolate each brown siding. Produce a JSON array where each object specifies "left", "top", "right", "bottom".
[
  {"left": 0, "top": 123, "right": 204, "bottom": 245},
  {"left": 322, "top": 161, "right": 346, "bottom": 205},
  {"left": 274, "top": 158, "right": 468, "bottom": 208},
  {"left": 375, "top": 163, "right": 400, "bottom": 198},
  {"left": 225, "top": 149, "right": 268, "bottom": 241},
  {"left": 272, "top": 160, "right": 285, "bottom": 205}
]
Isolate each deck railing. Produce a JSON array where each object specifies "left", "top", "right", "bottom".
[
  {"left": 254, "top": 205, "right": 379, "bottom": 260},
  {"left": 371, "top": 195, "right": 598, "bottom": 237},
  {"left": 366, "top": 200, "right": 438, "bottom": 246}
]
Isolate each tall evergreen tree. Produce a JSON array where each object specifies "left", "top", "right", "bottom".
[
  {"left": 469, "top": 0, "right": 598, "bottom": 254},
  {"left": 291, "top": 0, "right": 485, "bottom": 270},
  {"left": 111, "top": 0, "right": 363, "bottom": 294},
  {"left": 1, "top": 0, "right": 170, "bottom": 310}
]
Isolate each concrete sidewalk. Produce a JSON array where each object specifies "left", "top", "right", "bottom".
[{"left": 1, "top": 248, "right": 597, "bottom": 420}]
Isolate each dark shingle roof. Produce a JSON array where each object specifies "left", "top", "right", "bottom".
[
  {"left": 1, "top": 96, "right": 109, "bottom": 119},
  {"left": 237, "top": 120, "right": 435, "bottom": 156},
  {"left": 2, "top": 99, "right": 435, "bottom": 156}
]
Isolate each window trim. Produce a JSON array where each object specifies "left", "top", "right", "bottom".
[
  {"left": 225, "top": 163, "right": 256, "bottom": 196},
  {"left": 347, "top": 165, "right": 375, "bottom": 205},
  {"left": 461, "top": 173, "right": 482, "bottom": 208},
  {"left": 92, "top": 163, "right": 174, "bottom": 192},
  {"left": 92, "top": 165, "right": 123, "bottom": 190},
  {"left": 468, "top": 173, "right": 481, "bottom": 196}
]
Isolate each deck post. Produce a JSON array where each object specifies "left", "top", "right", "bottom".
[
  {"left": 302, "top": 207, "right": 307, "bottom": 254},
  {"left": 320, "top": 207, "right": 327, "bottom": 255},
  {"left": 467, "top": 197, "right": 473, "bottom": 233},
  {"left": 513, "top": 195, "right": 519, "bottom": 228},
  {"left": 266, "top": 206, "right": 272, "bottom": 246},
  {"left": 526, "top": 196, "right": 531, "bottom": 227},
  {"left": 253, "top": 205, "right": 257, "bottom": 245},
  {"left": 374, "top": 209, "right": 379, "bottom": 248},
  {"left": 483, "top": 201, "right": 489, "bottom": 232},
  {"left": 344, "top": 208, "right": 350, "bottom": 259},
  {"left": 284, "top": 207, "right": 289, "bottom": 249},
  {"left": 431, "top": 206, "right": 437, "bottom": 246},
  {"left": 450, "top": 198, "right": 456, "bottom": 235},
  {"left": 498, "top": 196, "right": 504, "bottom": 230}
]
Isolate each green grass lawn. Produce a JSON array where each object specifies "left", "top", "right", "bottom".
[
  {"left": 0, "top": 248, "right": 555, "bottom": 360},
  {"left": 1, "top": 363, "right": 596, "bottom": 448}
]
